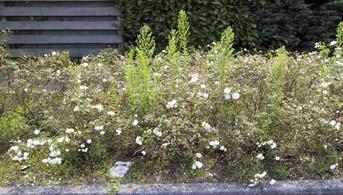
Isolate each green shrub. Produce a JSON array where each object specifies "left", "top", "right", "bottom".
[
  {"left": 115, "top": 0, "right": 342, "bottom": 51},
  {"left": 0, "top": 16, "right": 342, "bottom": 187},
  {"left": 115, "top": 0, "right": 258, "bottom": 50}
]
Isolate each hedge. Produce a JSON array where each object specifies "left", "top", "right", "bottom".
[{"left": 115, "top": 0, "right": 343, "bottom": 51}]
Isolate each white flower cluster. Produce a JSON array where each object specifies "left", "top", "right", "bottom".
[
  {"left": 192, "top": 153, "right": 204, "bottom": 169},
  {"left": 329, "top": 120, "right": 341, "bottom": 130},
  {"left": 153, "top": 128, "right": 163, "bottom": 137},
  {"left": 42, "top": 146, "right": 62, "bottom": 165},
  {"left": 57, "top": 136, "right": 70, "bottom": 143},
  {"left": 26, "top": 139, "right": 46, "bottom": 149},
  {"left": 257, "top": 140, "right": 277, "bottom": 149},
  {"left": 94, "top": 125, "right": 105, "bottom": 135},
  {"left": 136, "top": 136, "right": 143, "bottom": 145},
  {"left": 166, "top": 100, "right": 178, "bottom": 109},
  {"left": 9, "top": 146, "right": 29, "bottom": 162},
  {"left": 209, "top": 140, "right": 220, "bottom": 148},
  {"left": 223, "top": 88, "right": 240, "bottom": 100},
  {"left": 248, "top": 171, "right": 267, "bottom": 187},
  {"left": 202, "top": 122, "right": 213, "bottom": 132},
  {"left": 330, "top": 163, "right": 339, "bottom": 170},
  {"left": 256, "top": 153, "right": 265, "bottom": 161}
]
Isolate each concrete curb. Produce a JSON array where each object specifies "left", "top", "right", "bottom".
[{"left": 1, "top": 179, "right": 343, "bottom": 195}]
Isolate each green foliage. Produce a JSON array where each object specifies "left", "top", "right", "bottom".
[
  {"left": 115, "top": 0, "right": 342, "bottom": 51},
  {"left": 0, "top": 17, "right": 342, "bottom": 186},
  {"left": 115, "top": 0, "right": 258, "bottom": 50},
  {"left": 177, "top": 10, "right": 190, "bottom": 53},
  {"left": 267, "top": 47, "right": 288, "bottom": 109},
  {"left": 212, "top": 26, "right": 235, "bottom": 85},
  {"left": 337, "top": 22, "right": 343, "bottom": 47},
  {"left": 136, "top": 25, "right": 155, "bottom": 58},
  {"left": 167, "top": 29, "right": 181, "bottom": 83}
]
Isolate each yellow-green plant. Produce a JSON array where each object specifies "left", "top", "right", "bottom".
[
  {"left": 337, "top": 22, "right": 343, "bottom": 48},
  {"left": 167, "top": 29, "right": 181, "bottom": 85},
  {"left": 267, "top": 47, "right": 288, "bottom": 110},
  {"left": 136, "top": 25, "right": 156, "bottom": 58},
  {"left": 177, "top": 10, "right": 190, "bottom": 54},
  {"left": 213, "top": 26, "right": 235, "bottom": 86}
]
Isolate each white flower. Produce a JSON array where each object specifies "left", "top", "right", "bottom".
[
  {"left": 9, "top": 146, "right": 19, "bottom": 152},
  {"left": 254, "top": 171, "right": 267, "bottom": 179},
  {"left": 202, "top": 122, "right": 212, "bottom": 132},
  {"left": 223, "top": 88, "right": 232, "bottom": 100},
  {"left": 12, "top": 156, "right": 20, "bottom": 161},
  {"left": 192, "top": 161, "right": 203, "bottom": 169},
  {"left": 224, "top": 88, "right": 231, "bottom": 94},
  {"left": 270, "top": 179, "right": 277, "bottom": 185},
  {"left": 51, "top": 51, "right": 57, "bottom": 56},
  {"left": 23, "top": 152, "right": 29, "bottom": 160},
  {"left": 189, "top": 74, "right": 199, "bottom": 83},
  {"left": 80, "top": 85, "right": 88, "bottom": 90},
  {"left": 116, "top": 128, "right": 122, "bottom": 135},
  {"left": 86, "top": 139, "right": 92, "bottom": 144},
  {"left": 73, "top": 106, "right": 80, "bottom": 112},
  {"left": 267, "top": 140, "right": 274, "bottom": 145},
  {"left": 107, "top": 111, "right": 115, "bottom": 116},
  {"left": 256, "top": 153, "right": 265, "bottom": 161},
  {"left": 196, "top": 153, "right": 202, "bottom": 158},
  {"left": 315, "top": 42, "right": 321, "bottom": 49},
  {"left": 197, "top": 92, "right": 209, "bottom": 99},
  {"left": 65, "top": 128, "right": 74, "bottom": 134},
  {"left": 94, "top": 126, "right": 104, "bottom": 131},
  {"left": 94, "top": 104, "right": 104, "bottom": 112},
  {"left": 132, "top": 119, "right": 139, "bottom": 126},
  {"left": 330, "top": 41, "right": 337, "bottom": 46},
  {"left": 329, "top": 120, "right": 336, "bottom": 127},
  {"left": 82, "top": 62, "right": 89, "bottom": 67},
  {"left": 141, "top": 151, "right": 146, "bottom": 156},
  {"left": 200, "top": 84, "right": 206, "bottom": 89},
  {"left": 232, "top": 92, "right": 240, "bottom": 100},
  {"left": 220, "top": 146, "right": 227, "bottom": 152},
  {"left": 320, "top": 82, "right": 331, "bottom": 88},
  {"left": 102, "top": 78, "right": 108, "bottom": 83},
  {"left": 34, "top": 129, "right": 40, "bottom": 135},
  {"left": 166, "top": 100, "right": 178, "bottom": 109},
  {"left": 100, "top": 131, "right": 105, "bottom": 135},
  {"left": 275, "top": 156, "right": 280, "bottom": 161},
  {"left": 136, "top": 136, "right": 143, "bottom": 145},
  {"left": 330, "top": 163, "right": 338, "bottom": 170},
  {"left": 209, "top": 140, "right": 220, "bottom": 148},
  {"left": 50, "top": 158, "right": 62, "bottom": 165},
  {"left": 153, "top": 128, "right": 162, "bottom": 137},
  {"left": 270, "top": 143, "right": 277, "bottom": 149}
]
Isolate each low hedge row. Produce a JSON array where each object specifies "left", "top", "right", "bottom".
[{"left": 115, "top": 0, "right": 343, "bottom": 51}]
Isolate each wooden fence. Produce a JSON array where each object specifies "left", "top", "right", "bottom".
[{"left": 0, "top": 0, "right": 123, "bottom": 57}]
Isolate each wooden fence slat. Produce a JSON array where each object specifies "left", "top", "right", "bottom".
[
  {"left": 0, "top": 21, "right": 119, "bottom": 30},
  {"left": 1, "top": 35, "right": 123, "bottom": 44},
  {"left": 1, "top": 7, "right": 120, "bottom": 16},
  {"left": 0, "top": 0, "right": 113, "bottom": 2}
]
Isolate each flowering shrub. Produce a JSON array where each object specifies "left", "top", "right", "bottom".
[{"left": 0, "top": 15, "right": 342, "bottom": 186}]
